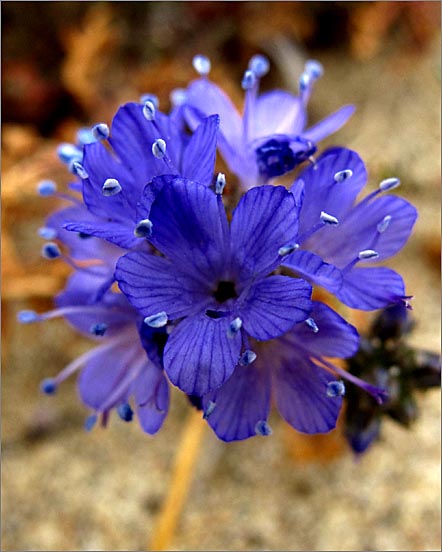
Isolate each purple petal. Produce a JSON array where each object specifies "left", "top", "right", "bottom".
[
  {"left": 164, "top": 314, "right": 242, "bottom": 395},
  {"left": 78, "top": 336, "right": 139, "bottom": 410},
  {"left": 272, "top": 339, "right": 342, "bottom": 433},
  {"left": 321, "top": 196, "right": 418, "bottom": 266},
  {"left": 230, "top": 185, "right": 298, "bottom": 285},
  {"left": 56, "top": 271, "right": 134, "bottom": 335},
  {"left": 47, "top": 206, "right": 121, "bottom": 261},
  {"left": 82, "top": 141, "right": 137, "bottom": 218},
  {"left": 283, "top": 250, "right": 343, "bottom": 294},
  {"left": 136, "top": 175, "right": 175, "bottom": 221},
  {"left": 285, "top": 301, "right": 359, "bottom": 358},
  {"left": 64, "top": 219, "right": 139, "bottom": 250},
  {"left": 185, "top": 79, "right": 242, "bottom": 150},
  {"left": 108, "top": 103, "right": 180, "bottom": 183},
  {"left": 240, "top": 275, "right": 312, "bottom": 340},
  {"left": 336, "top": 267, "right": 405, "bottom": 310},
  {"left": 303, "top": 105, "right": 355, "bottom": 143},
  {"left": 251, "top": 90, "right": 306, "bottom": 139},
  {"left": 181, "top": 115, "right": 219, "bottom": 186},
  {"left": 148, "top": 178, "right": 227, "bottom": 284},
  {"left": 295, "top": 148, "right": 367, "bottom": 237},
  {"left": 133, "top": 365, "right": 169, "bottom": 435},
  {"left": 115, "top": 252, "right": 212, "bottom": 319},
  {"left": 202, "top": 362, "right": 271, "bottom": 442}
]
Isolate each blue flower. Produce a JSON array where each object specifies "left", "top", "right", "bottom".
[
  {"left": 115, "top": 178, "right": 313, "bottom": 396},
  {"left": 181, "top": 54, "right": 354, "bottom": 189},
  {"left": 199, "top": 302, "right": 365, "bottom": 441},
  {"left": 20, "top": 237, "right": 170, "bottom": 435},
  {"left": 61, "top": 101, "right": 220, "bottom": 249},
  {"left": 281, "top": 148, "right": 418, "bottom": 310}
]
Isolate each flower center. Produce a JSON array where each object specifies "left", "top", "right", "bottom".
[
  {"left": 213, "top": 280, "right": 238, "bottom": 303},
  {"left": 256, "top": 137, "right": 317, "bottom": 180},
  {"left": 256, "top": 139, "right": 297, "bottom": 179}
]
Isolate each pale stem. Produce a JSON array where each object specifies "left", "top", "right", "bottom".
[{"left": 149, "top": 408, "right": 207, "bottom": 551}]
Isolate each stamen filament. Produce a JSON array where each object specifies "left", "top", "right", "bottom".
[{"left": 316, "top": 357, "right": 388, "bottom": 405}]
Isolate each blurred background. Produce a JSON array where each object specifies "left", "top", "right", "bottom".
[{"left": 2, "top": 2, "right": 441, "bottom": 550}]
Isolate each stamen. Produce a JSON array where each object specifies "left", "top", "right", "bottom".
[
  {"left": 84, "top": 414, "right": 98, "bottom": 432},
  {"left": 54, "top": 334, "right": 131, "bottom": 386},
  {"left": 358, "top": 249, "right": 379, "bottom": 260},
  {"left": 192, "top": 54, "right": 211, "bottom": 76},
  {"left": 152, "top": 138, "right": 167, "bottom": 159},
  {"left": 57, "top": 143, "right": 82, "bottom": 164},
  {"left": 203, "top": 401, "right": 216, "bottom": 420},
  {"left": 255, "top": 420, "right": 272, "bottom": 436},
  {"left": 377, "top": 215, "right": 392, "bottom": 234},
  {"left": 215, "top": 172, "right": 226, "bottom": 195},
  {"left": 134, "top": 218, "right": 153, "bottom": 238},
  {"left": 42, "top": 242, "right": 61, "bottom": 259},
  {"left": 37, "top": 180, "right": 57, "bottom": 196},
  {"left": 304, "top": 59, "right": 324, "bottom": 80},
  {"left": 140, "top": 93, "right": 159, "bottom": 108},
  {"left": 92, "top": 123, "right": 110, "bottom": 141},
  {"left": 241, "top": 70, "right": 257, "bottom": 90},
  {"left": 143, "top": 100, "right": 156, "bottom": 121},
  {"left": 326, "top": 380, "right": 346, "bottom": 397},
  {"left": 61, "top": 254, "right": 108, "bottom": 277},
  {"left": 170, "top": 88, "right": 187, "bottom": 107},
  {"left": 320, "top": 211, "right": 339, "bottom": 225},
  {"left": 90, "top": 323, "right": 108, "bottom": 336},
  {"left": 38, "top": 226, "right": 57, "bottom": 240},
  {"left": 18, "top": 305, "right": 119, "bottom": 324},
  {"left": 379, "top": 177, "right": 400, "bottom": 192},
  {"left": 342, "top": 249, "right": 380, "bottom": 273},
  {"left": 278, "top": 243, "right": 300, "bottom": 257},
  {"left": 227, "top": 317, "right": 242, "bottom": 338},
  {"left": 305, "top": 317, "right": 319, "bottom": 333},
  {"left": 69, "top": 160, "right": 89, "bottom": 180},
  {"left": 334, "top": 169, "right": 353, "bottom": 182},
  {"left": 298, "top": 72, "right": 311, "bottom": 93},
  {"left": 40, "top": 378, "right": 57, "bottom": 395},
  {"left": 317, "top": 357, "right": 389, "bottom": 405},
  {"left": 248, "top": 54, "right": 270, "bottom": 77},
  {"left": 144, "top": 311, "right": 168, "bottom": 328},
  {"left": 77, "top": 127, "right": 97, "bottom": 145},
  {"left": 297, "top": 210, "right": 338, "bottom": 244},
  {"left": 239, "top": 350, "right": 257, "bottom": 366},
  {"left": 102, "top": 178, "right": 122, "bottom": 196},
  {"left": 117, "top": 403, "right": 134, "bottom": 422},
  {"left": 18, "top": 310, "right": 40, "bottom": 324}
]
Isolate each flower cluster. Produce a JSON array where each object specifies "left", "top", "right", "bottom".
[{"left": 20, "top": 54, "right": 417, "bottom": 442}]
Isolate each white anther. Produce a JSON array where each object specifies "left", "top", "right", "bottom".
[
  {"left": 377, "top": 215, "right": 392, "bottom": 234},
  {"left": 379, "top": 177, "right": 400, "bottom": 191},
  {"left": 320, "top": 211, "right": 339, "bottom": 225},
  {"left": 152, "top": 139, "right": 167, "bottom": 159},
  {"left": 358, "top": 249, "right": 379, "bottom": 260},
  {"left": 334, "top": 169, "right": 353, "bottom": 182},
  {"left": 192, "top": 54, "right": 211, "bottom": 76}
]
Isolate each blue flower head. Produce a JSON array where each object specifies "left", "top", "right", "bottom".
[{"left": 19, "top": 53, "right": 418, "bottom": 444}]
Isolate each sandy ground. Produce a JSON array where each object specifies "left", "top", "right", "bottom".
[{"left": 2, "top": 33, "right": 440, "bottom": 552}]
